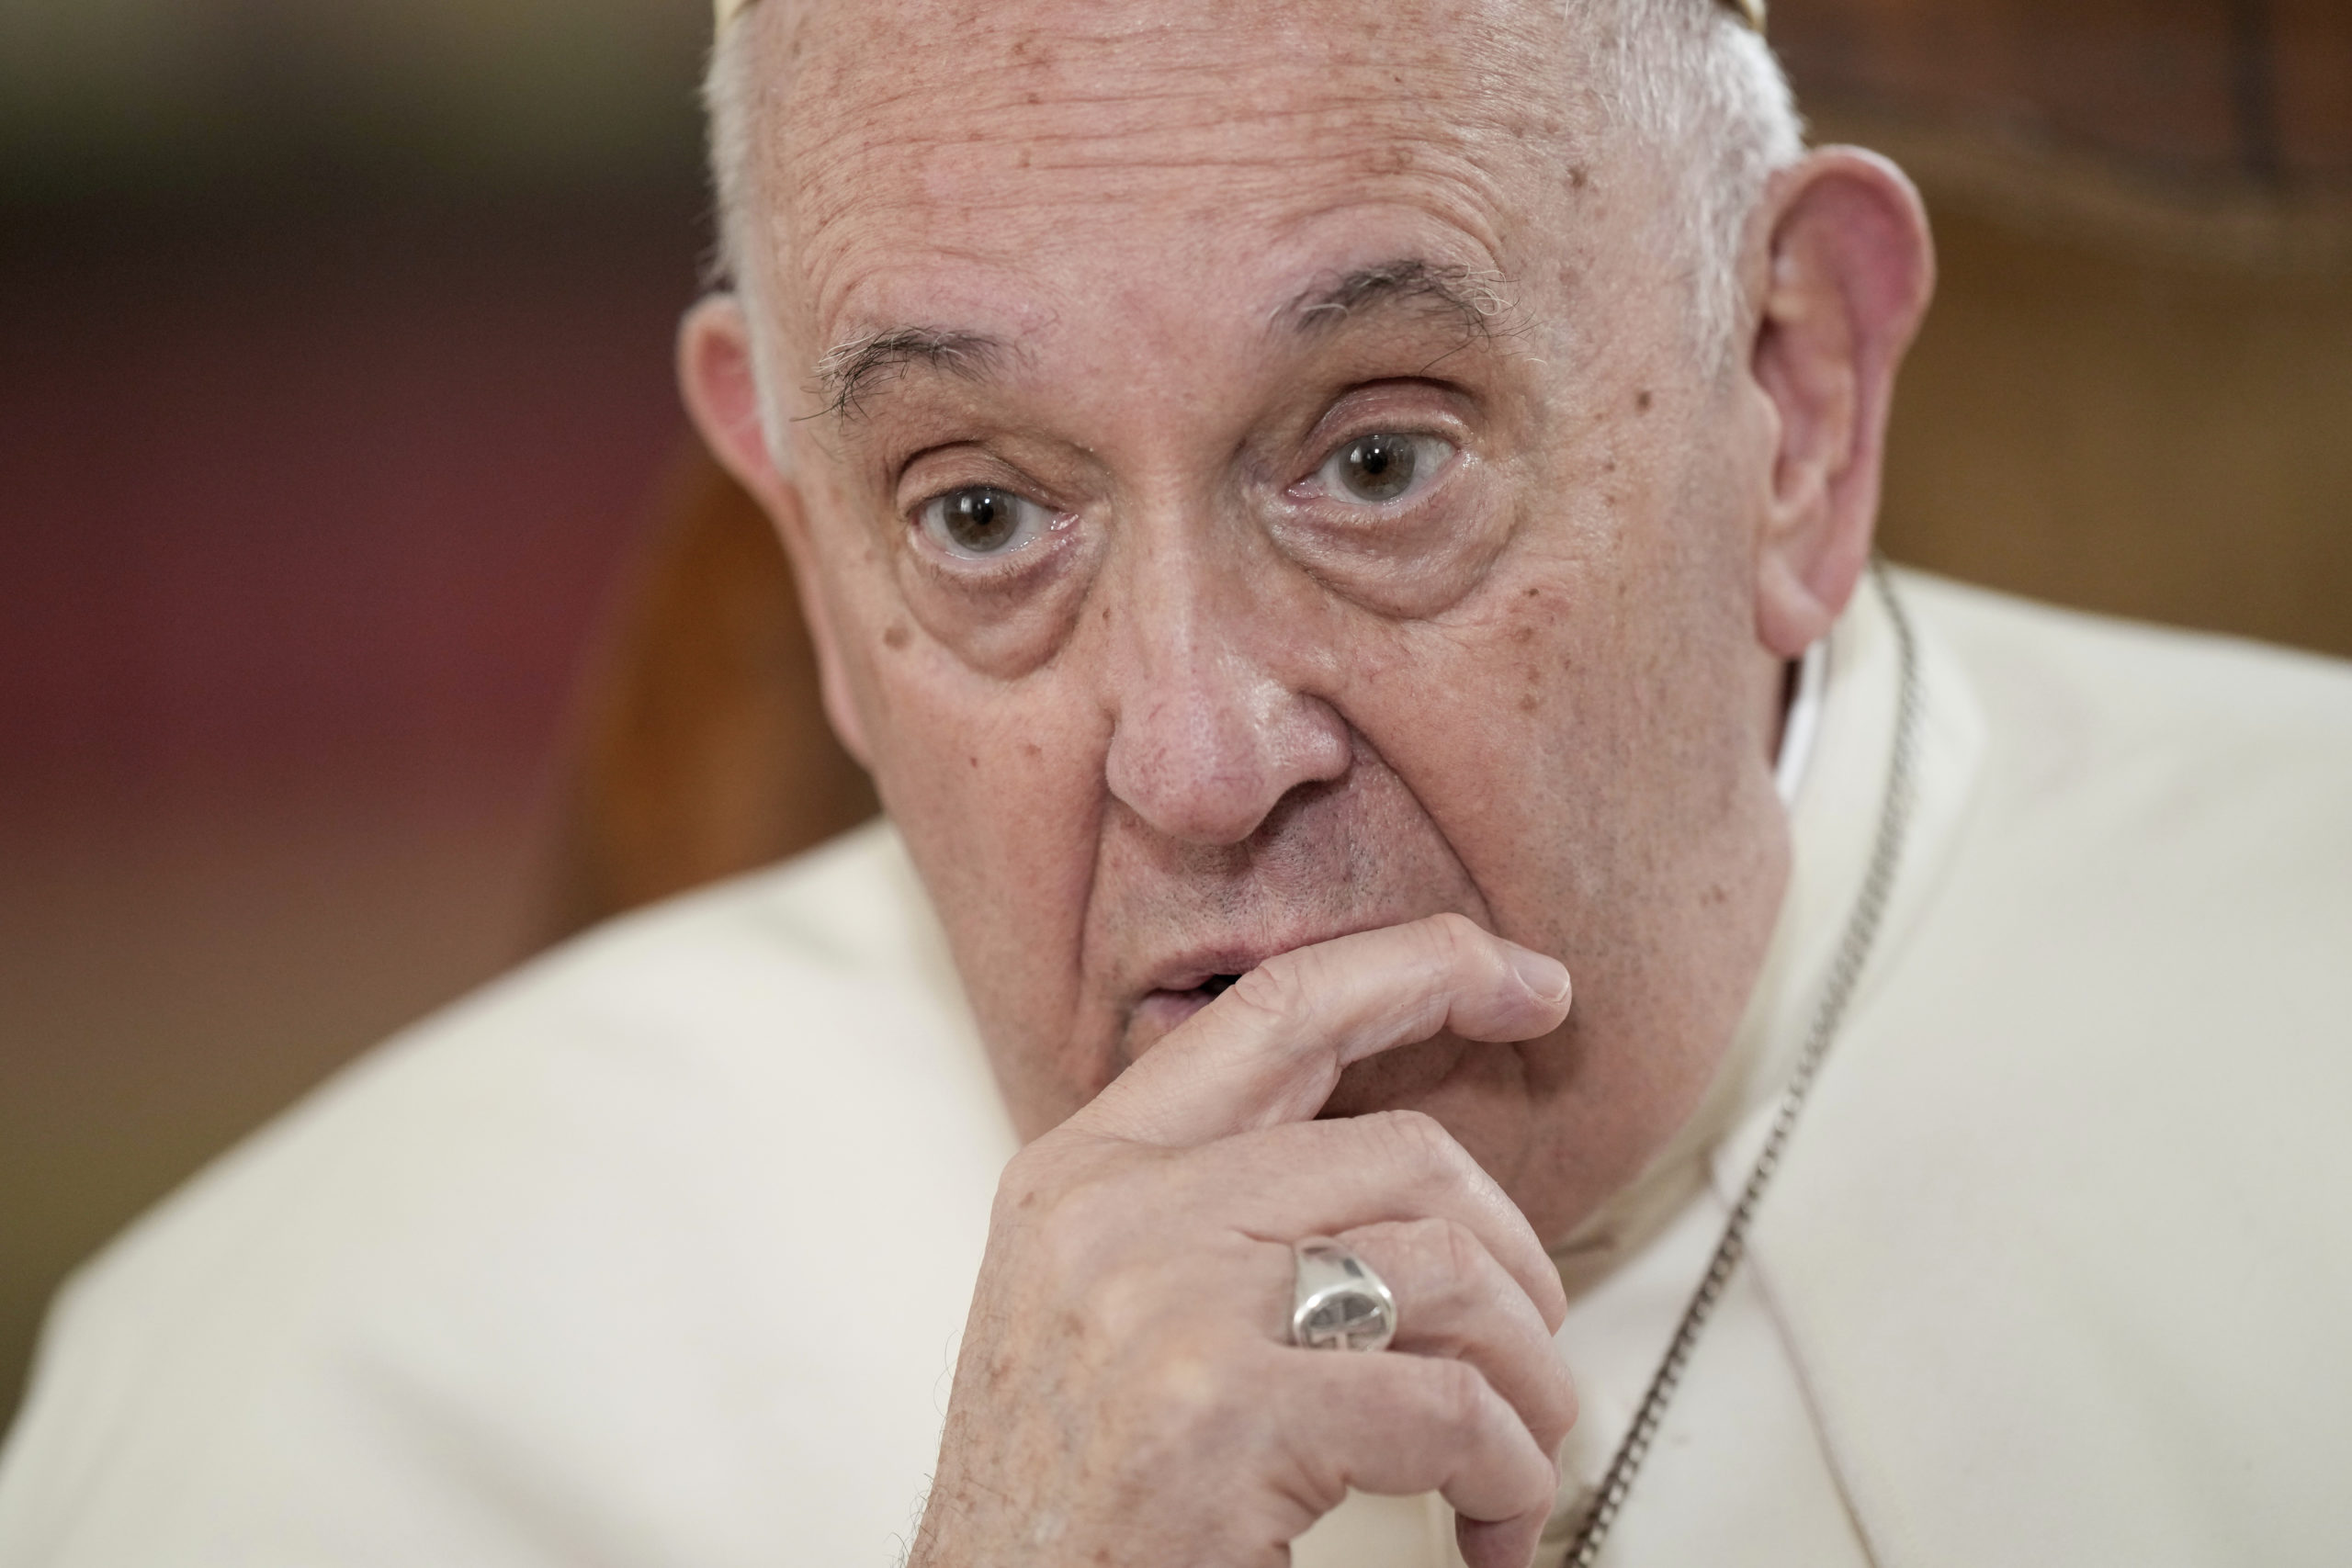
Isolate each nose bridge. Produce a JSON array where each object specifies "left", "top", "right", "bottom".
[{"left": 1097, "top": 506, "right": 1348, "bottom": 846}]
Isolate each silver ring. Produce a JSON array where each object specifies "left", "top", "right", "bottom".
[{"left": 1290, "top": 1236, "right": 1397, "bottom": 1352}]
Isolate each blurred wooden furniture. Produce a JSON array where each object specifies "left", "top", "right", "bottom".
[
  {"left": 1770, "top": 0, "right": 2352, "bottom": 665},
  {"left": 1775, "top": 0, "right": 2350, "bottom": 194},
  {"left": 542, "top": 0, "right": 2352, "bottom": 940},
  {"left": 544, "top": 454, "right": 875, "bottom": 941}
]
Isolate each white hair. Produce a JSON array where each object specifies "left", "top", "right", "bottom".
[
  {"left": 701, "top": 0, "right": 1803, "bottom": 378},
  {"left": 701, "top": 20, "right": 761, "bottom": 299},
  {"left": 1589, "top": 0, "right": 1806, "bottom": 361}
]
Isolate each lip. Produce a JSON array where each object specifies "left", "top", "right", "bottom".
[
  {"left": 1141, "top": 944, "right": 1277, "bottom": 998},
  {"left": 1125, "top": 919, "right": 1392, "bottom": 1043}
]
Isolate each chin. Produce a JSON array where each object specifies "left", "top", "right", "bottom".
[
  {"left": 1315, "top": 1032, "right": 1487, "bottom": 1119},
  {"left": 1318, "top": 1027, "right": 1624, "bottom": 1245},
  {"left": 1321, "top": 1033, "right": 1544, "bottom": 1169}
]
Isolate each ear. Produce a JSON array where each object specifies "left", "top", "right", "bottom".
[
  {"left": 1746, "top": 148, "right": 1935, "bottom": 658},
  {"left": 678, "top": 294, "right": 875, "bottom": 768}
]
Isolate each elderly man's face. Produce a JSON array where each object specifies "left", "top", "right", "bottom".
[{"left": 725, "top": 0, "right": 1804, "bottom": 1243}]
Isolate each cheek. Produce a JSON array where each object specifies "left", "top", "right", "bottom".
[
  {"left": 893, "top": 525, "right": 1101, "bottom": 681},
  {"left": 1269, "top": 457, "right": 1516, "bottom": 622},
  {"left": 1329, "top": 539, "right": 1655, "bottom": 948},
  {"left": 853, "top": 644, "right": 1114, "bottom": 1118},
  {"left": 1357, "top": 622, "right": 1574, "bottom": 850}
]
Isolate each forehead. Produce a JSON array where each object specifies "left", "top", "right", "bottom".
[{"left": 750, "top": 0, "right": 1596, "bottom": 349}]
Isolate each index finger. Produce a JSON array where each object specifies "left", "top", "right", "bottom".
[{"left": 1074, "top": 912, "right": 1571, "bottom": 1148}]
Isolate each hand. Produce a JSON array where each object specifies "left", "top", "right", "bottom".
[{"left": 910, "top": 914, "right": 1577, "bottom": 1568}]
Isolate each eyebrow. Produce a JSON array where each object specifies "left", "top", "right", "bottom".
[
  {"left": 812, "top": 258, "right": 1509, "bottom": 423},
  {"left": 1275, "top": 258, "right": 1510, "bottom": 344},
  {"left": 812, "top": 326, "right": 1005, "bottom": 421}
]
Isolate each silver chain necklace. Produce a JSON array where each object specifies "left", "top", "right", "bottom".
[{"left": 1562, "top": 563, "right": 1923, "bottom": 1566}]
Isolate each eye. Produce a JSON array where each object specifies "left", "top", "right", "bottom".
[
  {"left": 916, "top": 485, "right": 1055, "bottom": 559},
  {"left": 1312, "top": 433, "right": 1454, "bottom": 505}
]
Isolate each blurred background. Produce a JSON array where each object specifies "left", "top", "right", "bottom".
[{"left": 1, "top": 0, "right": 2346, "bottom": 1434}]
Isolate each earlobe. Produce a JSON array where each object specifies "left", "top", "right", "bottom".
[
  {"left": 1747, "top": 149, "right": 1935, "bottom": 659},
  {"left": 677, "top": 295, "right": 876, "bottom": 769}
]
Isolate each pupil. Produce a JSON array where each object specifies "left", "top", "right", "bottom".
[
  {"left": 1344, "top": 435, "right": 1416, "bottom": 502},
  {"left": 946, "top": 488, "right": 1021, "bottom": 553}
]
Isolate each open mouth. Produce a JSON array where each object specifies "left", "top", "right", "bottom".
[{"left": 1132, "top": 971, "right": 1248, "bottom": 1038}]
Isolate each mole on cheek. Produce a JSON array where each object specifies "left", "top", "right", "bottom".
[{"left": 883, "top": 621, "right": 911, "bottom": 650}]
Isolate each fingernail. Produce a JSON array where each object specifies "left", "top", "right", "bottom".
[{"left": 1509, "top": 948, "right": 1572, "bottom": 1006}]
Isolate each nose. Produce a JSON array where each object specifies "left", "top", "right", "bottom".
[{"left": 1099, "top": 542, "right": 1350, "bottom": 847}]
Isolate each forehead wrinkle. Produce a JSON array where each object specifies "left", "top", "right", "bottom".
[
  {"left": 795, "top": 141, "right": 1521, "bottom": 313},
  {"left": 773, "top": 6, "right": 1567, "bottom": 234},
  {"left": 794, "top": 68, "right": 1524, "bottom": 178},
  {"left": 763, "top": 0, "right": 1591, "bottom": 379}
]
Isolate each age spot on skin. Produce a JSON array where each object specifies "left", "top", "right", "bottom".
[
  {"left": 1635, "top": 389, "right": 1655, "bottom": 413},
  {"left": 884, "top": 621, "right": 912, "bottom": 650}
]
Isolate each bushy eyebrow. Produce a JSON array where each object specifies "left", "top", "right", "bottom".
[
  {"left": 1275, "top": 259, "right": 1510, "bottom": 343},
  {"left": 813, "top": 326, "right": 1004, "bottom": 420}
]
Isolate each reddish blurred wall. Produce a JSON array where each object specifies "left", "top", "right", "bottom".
[{"left": 0, "top": 0, "right": 714, "bottom": 1430}]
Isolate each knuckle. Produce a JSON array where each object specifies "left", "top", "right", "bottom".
[
  {"left": 1132, "top": 1330, "right": 1252, "bottom": 1439},
  {"left": 1423, "top": 1355, "right": 1491, "bottom": 1438},
  {"left": 989, "top": 1145, "right": 1057, "bottom": 1225},
  {"left": 1079, "top": 1252, "right": 1159, "bottom": 1344},
  {"left": 1429, "top": 1214, "right": 1487, "bottom": 1289},
  {"left": 1227, "top": 955, "right": 1348, "bottom": 1103},
  {"left": 1037, "top": 1170, "right": 1137, "bottom": 1261},
  {"left": 1424, "top": 910, "right": 1489, "bottom": 970},
  {"left": 1425, "top": 908, "right": 1477, "bottom": 946},
  {"left": 1543, "top": 1365, "right": 1581, "bottom": 1446},
  {"left": 1384, "top": 1213, "right": 1475, "bottom": 1290},
  {"left": 1363, "top": 1106, "right": 1459, "bottom": 1172},
  {"left": 995, "top": 1155, "right": 1155, "bottom": 1288},
  {"left": 1227, "top": 950, "right": 1317, "bottom": 1028}
]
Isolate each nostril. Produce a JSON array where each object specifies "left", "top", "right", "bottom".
[{"left": 1200, "top": 974, "right": 1241, "bottom": 998}]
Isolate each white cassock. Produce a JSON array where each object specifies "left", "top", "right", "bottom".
[{"left": 2, "top": 570, "right": 2349, "bottom": 1565}]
